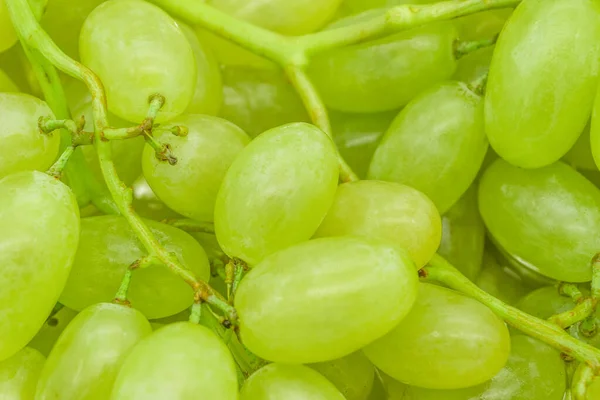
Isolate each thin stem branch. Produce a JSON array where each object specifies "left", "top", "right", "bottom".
[
  {"left": 572, "top": 362, "right": 596, "bottom": 400},
  {"left": 113, "top": 269, "right": 133, "bottom": 306},
  {"left": 46, "top": 146, "right": 75, "bottom": 179},
  {"left": 548, "top": 298, "right": 597, "bottom": 329},
  {"left": 454, "top": 35, "right": 499, "bottom": 59},
  {"left": 561, "top": 283, "right": 585, "bottom": 302}
]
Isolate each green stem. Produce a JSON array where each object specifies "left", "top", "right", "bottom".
[
  {"left": 548, "top": 298, "right": 597, "bottom": 329},
  {"left": 46, "top": 146, "right": 75, "bottom": 179},
  {"left": 561, "top": 283, "right": 585, "bottom": 302},
  {"left": 163, "top": 219, "right": 215, "bottom": 234},
  {"left": 113, "top": 268, "right": 133, "bottom": 306},
  {"left": 424, "top": 254, "right": 600, "bottom": 370},
  {"left": 454, "top": 35, "right": 499, "bottom": 59},
  {"left": 592, "top": 254, "right": 600, "bottom": 301},
  {"left": 144, "top": 133, "right": 177, "bottom": 165},
  {"left": 38, "top": 117, "right": 79, "bottom": 136},
  {"left": 189, "top": 302, "right": 202, "bottom": 324},
  {"left": 572, "top": 362, "right": 595, "bottom": 400}
]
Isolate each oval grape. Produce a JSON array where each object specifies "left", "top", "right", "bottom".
[
  {"left": 0, "top": 347, "right": 45, "bottom": 398},
  {"left": 309, "top": 352, "right": 375, "bottom": 400}
]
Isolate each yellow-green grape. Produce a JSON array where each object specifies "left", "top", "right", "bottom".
[
  {"left": 479, "top": 159, "right": 600, "bottom": 282},
  {"left": 0, "top": 93, "right": 59, "bottom": 179},
  {"left": 0, "top": 171, "right": 79, "bottom": 361},
  {"left": 0, "top": 68, "right": 19, "bottom": 92},
  {"left": 476, "top": 251, "right": 532, "bottom": 306},
  {"left": 0, "top": 347, "right": 45, "bottom": 398},
  {"left": 179, "top": 24, "right": 223, "bottom": 116},
  {"left": 307, "top": 22, "right": 458, "bottom": 113},
  {"left": 219, "top": 66, "right": 309, "bottom": 138},
  {"left": 564, "top": 123, "right": 596, "bottom": 171},
  {"left": 207, "top": 0, "right": 342, "bottom": 35},
  {"left": 111, "top": 322, "right": 238, "bottom": 400},
  {"left": 437, "top": 186, "right": 485, "bottom": 281},
  {"left": 36, "top": 303, "right": 151, "bottom": 399},
  {"left": 485, "top": 0, "right": 600, "bottom": 168},
  {"left": 59, "top": 216, "right": 210, "bottom": 319},
  {"left": 79, "top": 0, "right": 196, "bottom": 122},
  {"left": 28, "top": 307, "right": 78, "bottom": 357},
  {"left": 314, "top": 180, "right": 441, "bottom": 269},
  {"left": 131, "top": 176, "right": 182, "bottom": 221},
  {"left": 142, "top": 115, "right": 250, "bottom": 223},
  {"left": 364, "top": 283, "right": 510, "bottom": 390},
  {"left": 455, "top": 9, "right": 512, "bottom": 41},
  {"left": 330, "top": 110, "right": 396, "bottom": 179},
  {"left": 0, "top": 0, "right": 47, "bottom": 53},
  {"left": 369, "top": 81, "right": 487, "bottom": 214},
  {"left": 215, "top": 123, "right": 338, "bottom": 266},
  {"left": 588, "top": 86, "right": 600, "bottom": 171},
  {"left": 235, "top": 236, "right": 418, "bottom": 363},
  {"left": 241, "top": 364, "right": 345, "bottom": 400},
  {"left": 309, "top": 352, "right": 375, "bottom": 400},
  {"left": 453, "top": 46, "right": 494, "bottom": 86}
]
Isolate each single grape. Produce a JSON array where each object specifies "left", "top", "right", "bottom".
[
  {"left": 0, "top": 347, "right": 45, "bottom": 398},
  {"left": 452, "top": 46, "right": 494, "bottom": 86},
  {"left": 0, "top": 171, "right": 79, "bottom": 361},
  {"left": 588, "top": 85, "right": 600, "bottom": 171},
  {"left": 79, "top": 0, "right": 196, "bottom": 122},
  {"left": 36, "top": 303, "right": 151, "bottom": 399},
  {"left": 59, "top": 216, "right": 210, "bottom": 319},
  {"left": 564, "top": 123, "right": 596, "bottom": 171},
  {"left": 0, "top": 0, "right": 47, "bottom": 53},
  {"left": 437, "top": 185, "right": 485, "bottom": 281},
  {"left": 368, "top": 81, "right": 487, "bottom": 214},
  {"left": 476, "top": 251, "right": 532, "bottom": 306},
  {"left": 142, "top": 114, "right": 250, "bottom": 223},
  {"left": 364, "top": 283, "right": 510, "bottom": 389},
  {"left": 207, "top": 0, "right": 343, "bottom": 35},
  {"left": 479, "top": 159, "right": 600, "bottom": 282},
  {"left": 314, "top": 180, "right": 442, "bottom": 268},
  {"left": 0, "top": 67, "right": 19, "bottom": 92},
  {"left": 309, "top": 352, "right": 375, "bottom": 400},
  {"left": 307, "top": 22, "right": 458, "bottom": 113},
  {"left": 241, "top": 363, "right": 345, "bottom": 400},
  {"left": 218, "top": 66, "right": 309, "bottom": 138},
  {"left": 455, "top": 9, "right": 512, "bottom": 41},
  {"left": 489, "top": 240, "right": 557, "bottom": 288},
  {"left": 110, "top": 322, "right": 238, "bottom": 400},
  {"left": 235, "top": 236, "right": 418, "bottom": 363},
  {"left": 28, "top": 307, "right": 78, "bottom": 357},
  {"left": 0, "top": 93, "right": 60, "bottom": 179},
  {"left": 131, "top": 176, "right": 182, "bottom": 221},
  {"left": 485, "top": 0, "right": 600, "bottom": 168},
  {"left": 214, "top": 122, "right": 338, "bottom": 266}
]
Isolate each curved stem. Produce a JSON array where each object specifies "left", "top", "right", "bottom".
[
  {"left": 454, "top": 35, "right": 499, "bottom": 59},
  {"left": 572, "top": 362, "right": 596, "bottom": 400},
  {"left": 549, "top": 298, "right": 597, "bottom": 329}
]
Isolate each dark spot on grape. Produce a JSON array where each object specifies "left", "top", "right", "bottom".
[{"left": 47, "top": 318, "right": 58, "bottom": 327}]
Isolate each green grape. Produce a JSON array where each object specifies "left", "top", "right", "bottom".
[
  {"left": 0, "top": 171, "right": 79, "bottom": 361},
  {"left": 59, "top": 215, "right": 210, "bottom": 319},
  {"left": 207, "top": 0, "right": 343, "bottom": 35},
  {"left": 235, "top": 236, "right": 418, "bottom": 363},
  {"left": 564, "top": 123, "right": 596, "bottom": 171},
  {"left": 131, "top": 176, "right": 182, "bottom": 221},
  {"left": 215, "top": 123, "right": 338, "bottom": 266},
  {"left": 0, "top": 0, "right": 47, "bottom": 53},
  {"left": 364, "top": 283, "right": 510, "bottom": 390},
  {"left": 476, "top": 251, "right": 532, "bottom": 306},
  {"left": 218, "top": 66, "right": 309, "bottom": 138},
  {"left": 241, "top": 363, "right": 345, "bottom": 400},
  {"left": 314, "top": 180, "right": 442, "bottom": 268},
  {"left": 0, "top": 67, "right": 19, "bottom": 92},
  {"left": 0, "top": 93, "right": 60, "bottom": 179},
  {"left": 489, "top": 241, "right": 557, "bottom": 288},
  {"left": 36, "top": 303, "right": 151, "bottom": 399},
  {"left": 0, "top": 347, "right": 45, "bottom": 398},
  {"left": 330, "top": 110, "right": 397, "bottom": 179},
  {"left": 588, "top": 86, "right": 600, "bottom": 171},
  {"left": 455, "top": 9, "right": 512, "bottom": 41},
  {"left": 368, "top": 81, "right": 487, "bottom": 214},
  {"left": 142, "top": 114, "right": 250, "bottom": 223},
  {"left": 479, "top": 159, "right": 600, "bottom": 282},
  {"left": 40, "top": 0, "right": 105, "bottom": 60},
  {"left": 111, "top": 322, "right": 238, "bottom": 400},
  {"left": 309, "top": 352, "right": 375, "bottom": 400},
  {"left": 325, "top": 8, "right": 387, "bottom": 29},
  {"left": 79, "top": 0, "right": 196, "bottom": 123},
  {"left": 437, "top": 185, "right": 485, "bottom": 281},
  {"left": 28, "top": 307, "right": 78, "bottom": 357},
  {"left": 485, "top": 0, "right": 600, "bottom": 168},
  {"left": 452, "top": 46, "right": 494, "bottom": 86},
  {"left": 179, "top": 24, "right": 223, "bottom": 116},
  {"left": 338, "top": 0, "right": 437, "bottom": 16},
  {"left": 307, "top": 22, "right": 458, "bottom": 113}
]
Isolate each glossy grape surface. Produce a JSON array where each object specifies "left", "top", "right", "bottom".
[
  {"left": 0, "top": 68, "right": 18, "bottom": 92},
  {"left": 59, "top": 216, "right": 210, "bottom": 319},
  {"left": 235, "top": 236, "right": 418, "bottom": 363},
  {"left": 0, "top": 347, "right": 45, "bottom": 399},
  {"left": 455, "top": 9, "right": 512, "bottom": 41},
  {"left": 476, "top": 251, "right": 532, "bottom": 306},
  {"left": 28, "top": 307, "right": 78, "bottom": 357},
  {"left": 453, "top": 46, "right": 494, "bottom": 86},
  {"left": 485, "top": 0, "right": 600, "bottom": 168},
  {"left": 309, "top": 352, "right": 375, "bottom": 400}
]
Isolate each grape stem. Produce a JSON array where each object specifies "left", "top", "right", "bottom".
[
  {"left": 454, "top": 35, "right": 499, "bottom": 59},
  {"left": 572, "top": 362, "right": 595, "bottom": 400},
  {"left": 548, "top": 297, "right": 597, "bottom": 330},
  {"left": 560, "top": 283, "right": 585, "bottom": 302},
  {"left": 46, "top": 146, "right": 75, "bottom": 179},
  {"left": 113, "top": 269, "right": 133, "bottom": 306},
  {"left": 5, "top": 0, "right": 237, "bottom": 326}
]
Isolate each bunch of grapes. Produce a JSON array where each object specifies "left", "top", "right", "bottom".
[{"left": 1, "top": 0, "right": 600, "bottom": 398}]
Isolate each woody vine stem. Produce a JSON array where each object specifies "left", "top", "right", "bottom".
[{"left": 7, "top": 0, "right": 600, "bottom": 395}]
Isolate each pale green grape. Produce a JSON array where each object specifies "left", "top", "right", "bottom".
[
  {"left": 307, "top": 22, "right": 458, "bottom": 113},
  {"left": 142, "top": 114, "right": 250, "bottom": 222},
  {"left": 455, "top": 9, "right": 512, "bottom": 41},
  {"left": 364, "top": 283, "right": 510, "bottom": 390},
  {"left": 131, "top": 176, "right": 182, "bottom": 221},
  {"left": 564, "top": 123, "right": 595, "bottom": 171},
  {"left": 215, "top": 123, "right": 338, "bottom": 266},
  {"left": 330, "top": 110, "right": 396, "bottom": 179},
  {"left": 588, "top": 87, "right": 600, "bottom": 171},
  {"left": 0, "top": 0, "right": 47, "bottom": 53},
  {"left": 207, "top": 0, "right": 343, "bottom": 35},
  {"left": 59, "top": 216, "right": 210, "bottom": 319},
  {"left": 241, "top": 364, "right": 345, "bottom": 400},
  {"left": 110, "top": 322, "right": 238, "bottom": 400},
  {"left": 80, "top": 0, "right": 196, "bottom": 122},
  {"left": 485, "top": 0, "right": 600, "bottom": 168},
  {"left": 479, "top": 159, "right": 600, "bottom": 282},
  {"left": 476, "top": 251, "right": 532, "bottom": 306},
  {"left": 0, "top": 171, "right": 79, "bottom": 361},
  {"left": 314, "top": 180, "right": 441, "bottom": 268},
  {"left": 0, "top": 347, "right": 45, "bottom": 399},
  {"left": 219, "top": 66, "right": 309, "bottom": 138},
  {"left": 0, "top": 93, "right": 59, "bottom": 179},
  {"left": 36, "top": 303, "right": 151, "bottom": 399},
  {"left": 369, "top": 81, "right": 487, "bottom": 214},
  {"left": 310, "top": 352, "right": 375, "bottom": 400},
  {"left": 0, "top": 68, "right": 19, "bottom": 92},
  {"left": 28, "top": 307, "right": 78, "bottom": 357},
  {"left": 235, "top": 236, "right": 418, "bottom": 363},
  {"left": 437, "top": 186, "right": 485, "bottom": 281},
  {"left": 489, "top": 241, "right": 557, "bottom": 288},
  {"left": 453, "top": 46, "right": 494, "bottom": 86}
]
